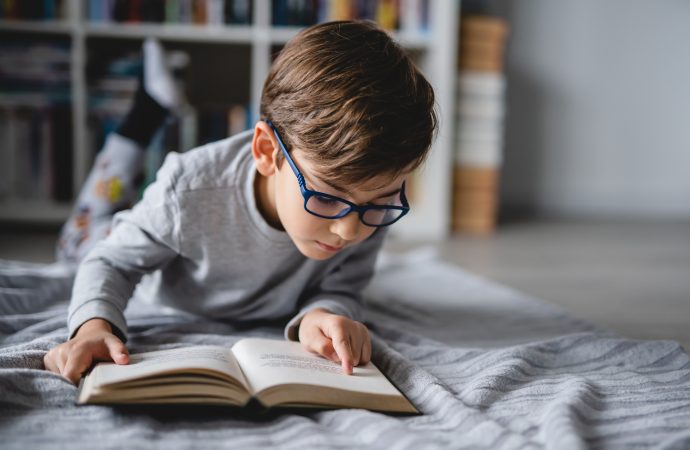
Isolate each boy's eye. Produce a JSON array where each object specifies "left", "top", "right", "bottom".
[{"left": 313, "top": 195, "right": 339, "bottom": 206}]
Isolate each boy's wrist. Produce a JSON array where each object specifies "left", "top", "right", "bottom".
[
  {"left": 302, "top": 307, "right": 335, "bottom": 322},
  {"left": 75, "top": 318, "right": 113, "bottom": 337}
]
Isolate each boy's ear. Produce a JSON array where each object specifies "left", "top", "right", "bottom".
[{"left": 252, "top": 121, "right": 280, "bottom": 176}]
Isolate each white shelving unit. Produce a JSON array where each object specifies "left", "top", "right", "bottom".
[{"left": 0, "top": 0, "right": 459, "bottom": 239}]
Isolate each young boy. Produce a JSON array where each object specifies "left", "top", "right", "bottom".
[{"left": 44, "top": 20, "right": 437, "bottom": 385}]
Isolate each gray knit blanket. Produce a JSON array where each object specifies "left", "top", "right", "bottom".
[{"left": 1, "top": 252, "right": 689, "bottom": 449}]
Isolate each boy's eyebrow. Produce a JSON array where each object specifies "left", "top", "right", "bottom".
[{"left": 370, "top": 187, "right": 403, "bottom": 199}]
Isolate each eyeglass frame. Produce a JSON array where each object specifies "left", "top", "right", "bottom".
[{"left": 264, "top": 120, "right": 410, "bottom": 228}]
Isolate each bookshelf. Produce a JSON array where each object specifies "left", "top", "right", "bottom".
[{"left": 0, "top": 0, "right": 459, "bottom": 240}]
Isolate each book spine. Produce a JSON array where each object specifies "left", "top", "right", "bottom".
[
  {"left": 376, "top": 0, "right": 398, "bottom": 31},
  {"left": 2, "top": 0, "right": 18, "bottom": 20},
  {"left": 400, "top": 0, "right": 423, "bottom": 34},
  {"left": 316, "top": 0, "right": 329, "bottom": 23},
  {"left": 328, "top": 0, "right": 351, "bottom": 21},
  {"left": 178, "top": 0, "right": 193, "bottom": 24},
  {"left": 43, "top": 0, "right": 55, "bottom": 20},
  {"left": 16, "top": 0, "right": 42, "bottom": 21},
  {"left": 165, "top": 0, "right": 180, "bottom": 23},
  {"left": 140, "top": 0, "right": 165, "bottom": 23},
  {"left": 88, "top": 0, "right": 103, "bottom": 22},
  {"left": 128, "top": 0, "right": 142, "bottom": 22},
  {"left": 272, "top": 0, "right": 288, "bottom": 26},
  {"left": 225, "top": 0, "right": 251, "bottom": 25},
  {"left": 112, "top": 0, "right": 128, "bottom": 22},
  {"left": 192, "top": 0, "right": 207, "bottom": 24},
  {"left": 206, "top": 0, "right": 223, "bottom": 26}
]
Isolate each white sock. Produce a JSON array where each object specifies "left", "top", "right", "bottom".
[
  {"left": 76, "top": 133, "right": 144, "bottom": 219},
  {"left": 143, "top": 38, "right": 179, "bottom": 109},
  {"left": 57, "top": 134, "right": 144, "bottom": 263}
]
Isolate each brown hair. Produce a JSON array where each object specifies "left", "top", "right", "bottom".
[{"left": 261, "top": 20, "right": 437, "bottom": 189}]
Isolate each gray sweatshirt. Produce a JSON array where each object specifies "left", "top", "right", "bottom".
[{"left": 67, "top": 130, "right": 386, "bottom": 343}]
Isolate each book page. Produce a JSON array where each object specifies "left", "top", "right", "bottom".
[
  {"left": 231, "top": 338, "right": 403, "bottom": 397},
  {"left": 90, "top": 345, "right": 248, "bottom": 390}
]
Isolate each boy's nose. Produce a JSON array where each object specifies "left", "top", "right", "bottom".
[{"left": 330, "top": 212, "right": 360, "bottom": 242}]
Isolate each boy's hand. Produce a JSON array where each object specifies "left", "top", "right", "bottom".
[
  {"left": 298, "top": 308, "right": 371, "bottom": 375},
  {"left": 43, "top": 318, "right": 129, "bottom": 385}
]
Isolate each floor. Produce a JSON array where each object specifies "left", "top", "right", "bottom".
[
  {"left": 1, "top": 219, "right": 689, "bottom": 350},
  {"left": 390, "top": 219, "right": 690, "bottom": 351}
]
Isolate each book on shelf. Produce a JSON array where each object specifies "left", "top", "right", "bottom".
[
  {"left": 0, "top": 0, "right": 66, "bottom": 22},
  {"left": 88, "top": 0, "right": 253, "bottom": 26},
  {"left": 0, "top": 104, "right": 73, "bottom": 202},
  {"left": 272, "top": 0, "right": 429, "bottom": 33},
  {"left": 224, "top": 0, "right": 252, "bottom": 24},
  {"left": 0, "top": 41, "right": 73, "bottom": 203},
  {"left": 0, "top": 42, "right": 71, "bottom": 98},
  {"left": 77, "top": 337, "right": 418, "bottom": 414},
  {"left": 5, "top": 0, "right": 428, "bottom": 38}
]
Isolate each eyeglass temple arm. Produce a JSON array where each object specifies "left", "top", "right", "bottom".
[
  {"left": 400, "top": 181, "right": 410, "bottom": 208},
  {"left": 265, "top": 120, "right": 305, "bottom": 188}
]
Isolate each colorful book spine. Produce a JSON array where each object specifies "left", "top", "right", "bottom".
[
  {"left": 89, "top": 0, "right": 253, "bottom": 25},
  {"left": 82, "top": 0, "right": 401, "bottom": 26},
  {"left": 272, "top": 0, "right": 428, "bottom": 33}
]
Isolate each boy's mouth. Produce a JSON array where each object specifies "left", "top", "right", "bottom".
[{"left": 316, "top": 241, "right": 344, "bottom": 253}]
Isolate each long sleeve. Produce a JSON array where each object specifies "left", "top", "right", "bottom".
[
  {"left": 67, "top": 153, "right": 183, "bottom": 342},
  {"left": 284, "top": 228, "right": 387, "bottom": 341}
]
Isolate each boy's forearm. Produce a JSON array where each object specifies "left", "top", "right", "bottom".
[
  {"left": 66, "top": 212, "right": 180, "bottom": 343},
  {"left": 67, "top": 245, "right": 143, "bottom": 342}
]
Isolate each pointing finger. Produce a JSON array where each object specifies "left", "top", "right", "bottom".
[{"left": 331, "top": 333, "right": 353, "bottom": 375}]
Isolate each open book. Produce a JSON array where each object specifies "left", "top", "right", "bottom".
[{"left": 77, "top": 337, "right": 418, "bottom": 414}]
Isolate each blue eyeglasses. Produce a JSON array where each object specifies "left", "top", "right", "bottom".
[{"left": 265, "top": 120, "right": 410, "bottom": 227}]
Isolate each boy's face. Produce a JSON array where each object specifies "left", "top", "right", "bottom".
[{"left": 252, "top": 123, "right": 409, "bottom": 261}]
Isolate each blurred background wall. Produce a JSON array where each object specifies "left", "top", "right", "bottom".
[{"left": 494, "top": 0, "right": 690, "bottom": 219}]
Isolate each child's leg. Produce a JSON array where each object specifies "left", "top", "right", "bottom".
[{"left": 56, "top": 38, "right": 180, "bottom": 264}]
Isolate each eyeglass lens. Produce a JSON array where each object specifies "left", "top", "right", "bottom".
[{"left": 305, "top": 193, "right": 404, "bottom": 226}]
